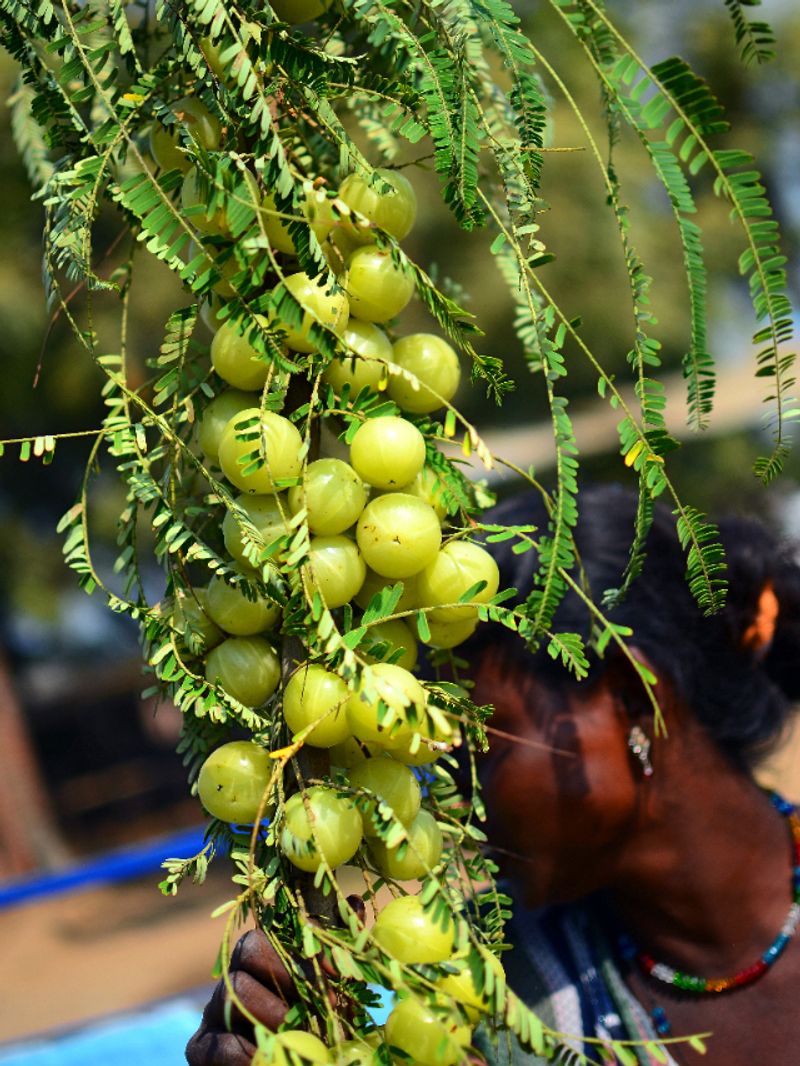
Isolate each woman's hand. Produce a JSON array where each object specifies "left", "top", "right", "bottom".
[
  {"left": 186, "top": 897, "right": 365, "bottom": 1065},
  {"left": 185, "top": 922, "right": 490, "bottom": 1066},
  {"left": 185, "top": 928, "right": 295, "bottom": 1065}
]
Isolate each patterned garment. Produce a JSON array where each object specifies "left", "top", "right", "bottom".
[{"left": 476, "top": 899, "right": 678, "bottom": 1066}]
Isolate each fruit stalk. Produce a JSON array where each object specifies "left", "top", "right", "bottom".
[{"left": 284, "top": 384, "right": 338, "bottom": 925}]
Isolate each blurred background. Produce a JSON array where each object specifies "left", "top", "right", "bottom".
[{"left": 1, "top": 0, "right": 799, "bottom": 1059}]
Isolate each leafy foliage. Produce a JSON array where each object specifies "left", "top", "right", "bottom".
[
  {"left": 557, "top": 4, "right": 796, "bottom": 482},
  {"left": 0, "top": 0, "right": 790, "bottom": 1061},
  {"left": 723, "top": 0, "right": 776, "bottom": 65}
]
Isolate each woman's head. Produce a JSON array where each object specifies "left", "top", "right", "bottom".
[
  {"left": 472, "top": 483, "right": 800, "bottom": 770},
  {"left": 468, "top": 484, "right": 800, "bottom": 905}
]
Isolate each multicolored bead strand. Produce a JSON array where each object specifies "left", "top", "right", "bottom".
[{"left": 618, "top": 790, "right": 800, "bottom": 1001}]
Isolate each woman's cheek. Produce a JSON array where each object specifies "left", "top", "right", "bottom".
[{"left": 483, "top": 747, "right": 551, "bottom": 847}]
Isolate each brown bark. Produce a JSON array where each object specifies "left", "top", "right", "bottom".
[{"left": 0, "top": 651, "right": 70, "bottom": 875}]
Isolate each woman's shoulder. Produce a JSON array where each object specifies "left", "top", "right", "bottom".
[
  {"left": 475, "top": 898, "right": 608, "bottom": 1066},
  {"left": 475, "top": 897, "right": 674, "bottom": 1066},
  {"left": 506, "top": 897, "right": 620, "bottom": 1029}
]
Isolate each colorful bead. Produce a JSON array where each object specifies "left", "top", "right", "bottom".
[
  {"left": 651, "top": 1006, "right": 671, "bottom": 1036},
  {"left": 624, "top": 790, "right": 800, "bottom": 997},
  {"left": 650, "top": 962, "right": 674, "bottom": 983}
]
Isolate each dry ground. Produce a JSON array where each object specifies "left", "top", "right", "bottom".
[{"left": 0, "top": 866, "right": 231, "bottom": 1043}]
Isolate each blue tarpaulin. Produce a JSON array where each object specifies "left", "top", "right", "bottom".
[
  {"left": 0, "top": 827, "right": 209, "bottom": 911},
  {"left": 0, "top": 989, "right": 394, "bottom": 1065},
  {"left": 0, "top": 999, "right": 203, "bottom": 1066}
]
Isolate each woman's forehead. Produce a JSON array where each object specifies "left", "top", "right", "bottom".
[{"left": 474, "top": 647, "right": 580, "bottom": 718}]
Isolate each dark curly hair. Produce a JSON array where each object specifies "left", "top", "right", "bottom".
[{"left": 469, "top": 484, "right": 800, "bottom": 770}]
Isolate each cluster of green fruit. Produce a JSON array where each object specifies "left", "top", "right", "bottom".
[
  {"left": 197, "top": 741, "right": 497, "bottom": 1066},
  {"left": 192, "top": 399, "right": 500, "bottom": 702},
  {"left": 150, "top": 66, "right": 504, "bottom": 1066},
  {"left": 153, "top": 107, "right": 500, "bottom": 718}
]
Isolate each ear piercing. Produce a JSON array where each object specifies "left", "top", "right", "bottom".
[{"left": 627, "top": 725, "right": 653, "bottom": 777}]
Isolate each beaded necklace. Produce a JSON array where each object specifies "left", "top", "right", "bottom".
[{"left": 616, "top": 790, "right": 800, "bottom": 1037}]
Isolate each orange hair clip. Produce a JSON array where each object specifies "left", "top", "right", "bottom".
[{"left": 741, "top": 581, "right": 779, "bottom": 657}]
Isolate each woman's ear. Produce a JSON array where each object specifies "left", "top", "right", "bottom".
[
  {"left": 601, "top": 644, "right": 664, "bottom": 722},
  {"left": 599, "top": 646, "right": 668, "bottom": 780}
]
